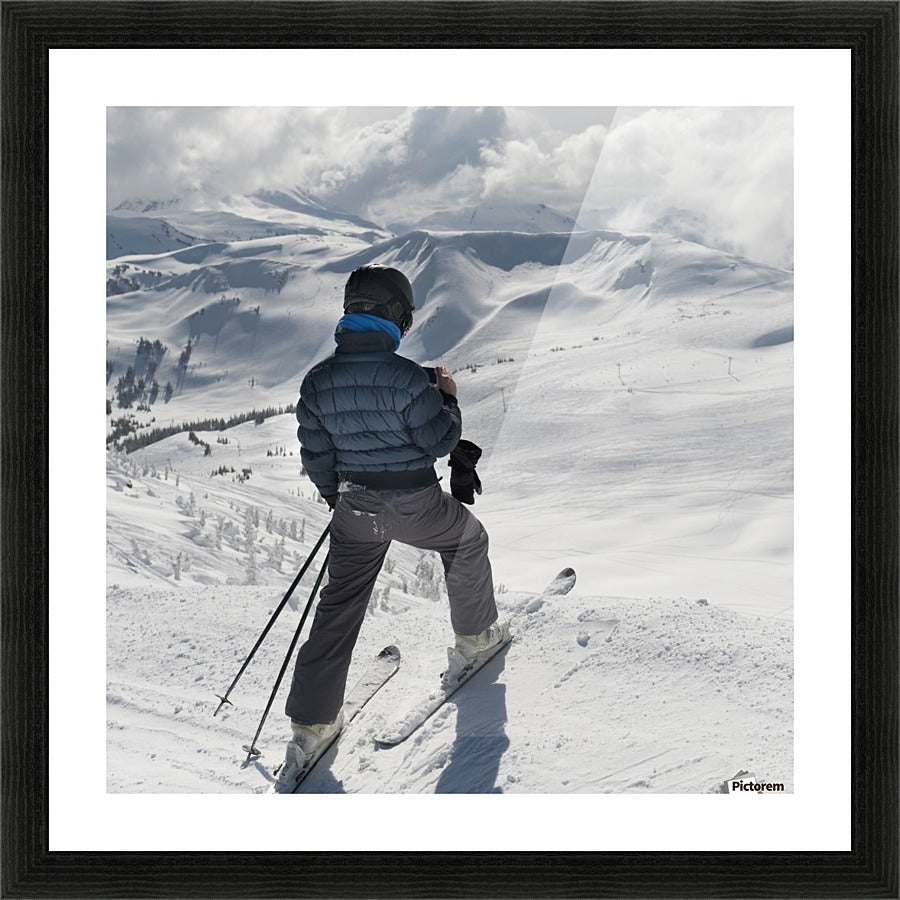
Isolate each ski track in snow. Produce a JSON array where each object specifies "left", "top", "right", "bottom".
[
  {"left": 106, "top": 213, "right": 793, "bottom": 794},
  {"left": 107, "top": 576, "right": 792, "bottom": 795}
]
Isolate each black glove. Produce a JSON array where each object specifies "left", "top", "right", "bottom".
[
  {"left": 323, "top": 494, "right": 338, "bottom": 510},
  {"left": 448, "top": 439, "right": 483, "bottom": 505}
]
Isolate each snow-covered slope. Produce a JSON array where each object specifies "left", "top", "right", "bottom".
[
  {"left": 391, "top": 201, "right": 578, "bottom": 235},
  {"left": 106, "top": 194, "right": 793, "bottom": 794},
  {"left": 107, "top": 580, "right": 791, "bottom": 795},
  {"left": 107, "top": 216, "right": 199, "bottom": 259},
  {"left": 107, "top": 418, "right": 791, "bottom": 795},
  {"left": 107, "top": 187, "right": 389, "bottom": 259}
]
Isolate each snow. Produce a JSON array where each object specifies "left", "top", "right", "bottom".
[
  {"left": 108, "top": 186, "right": 389, "bottom": 259},
  {"left": 106, "top": 192, "right": 793, "bottom": 796},
  {"left": 392, "top": 200, "right": 579, "bottom": 235}
]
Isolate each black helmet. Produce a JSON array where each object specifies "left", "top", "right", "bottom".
[{"left": 344, "top": 265, "right": 415, "bottom": 333}]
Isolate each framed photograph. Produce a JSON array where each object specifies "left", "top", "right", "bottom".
[{"left": 3, "top": 2, "right": 896, "bottom": 896}]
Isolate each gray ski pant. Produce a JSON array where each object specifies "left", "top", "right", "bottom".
[{"left": 285, "top": 483, "right": 498, "bottom": 724}]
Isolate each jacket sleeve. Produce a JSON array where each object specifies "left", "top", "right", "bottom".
[
  {"left": 296, "top": 389, "right": 338, "bottom": 498},
  {"left": 403, "top": 378, "right": 462, "bottom": 460}
]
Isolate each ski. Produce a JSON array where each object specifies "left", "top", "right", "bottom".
[
  {"left": 271, "top": 644, "right": 401, "bottom": 793},
  {"left": 375, "top": 568, "right": 576, "bottom": 747},
  {"left": 376, "top": 627, "right": 511, "bottom": 748}
]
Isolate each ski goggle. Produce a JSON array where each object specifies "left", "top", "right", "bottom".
[{"left": 345, "top": 297, "right": 413, "bottom": 332}]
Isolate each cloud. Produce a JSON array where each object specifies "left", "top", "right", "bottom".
[
  {"left": 320, "top": 107, "right": 508, "bottom": 215},
  {"left": 107, "top": 106, "right": 511, "bottom": 214},
  {"left": 106, "top": 107, "right": 325, "bottom": 204},
  {"left": 479, "top": 137, "right": 550, "bottom": 200},
  {"left": 106, "top": 105, "right": 793, "bottom": 267},
  {"left": 580, "top": 107, "right": 794, "bottom": 268}
]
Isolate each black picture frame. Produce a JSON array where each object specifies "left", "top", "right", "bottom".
[{"left": 2, "top": 2, "right": 897, "bottom": 897}]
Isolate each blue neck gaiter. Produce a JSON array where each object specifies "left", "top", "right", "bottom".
[{"left": 335, "top": 313, "right": 402, "bottom": 349}]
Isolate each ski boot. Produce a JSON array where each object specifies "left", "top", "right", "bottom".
[
  {"left": 442, "top": 620, "right": 510, "bottom": 687},
  {"left": 272, "top": 711, "right": 344, "bottom": 793}
]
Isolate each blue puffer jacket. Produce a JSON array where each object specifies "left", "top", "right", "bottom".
[{"left": 297, "top": 330, "right": 461, "bottom": 498}]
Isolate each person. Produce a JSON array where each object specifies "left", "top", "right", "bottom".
[{"left": 274, "top": 264, "right": 505, "bottom": 792}]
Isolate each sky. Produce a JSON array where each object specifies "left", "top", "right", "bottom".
[{"left": 107, "top": 106, "right": 793, "bottom": 269}]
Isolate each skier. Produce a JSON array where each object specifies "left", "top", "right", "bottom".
[{"left": 274, "top": 264, "right": 505, "bottom": 791}]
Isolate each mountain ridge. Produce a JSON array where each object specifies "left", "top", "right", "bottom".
[
  {"left": 104, "top": 187, "right": 794, "bottom": 797},
  {"left": 106, "top": 189, "right": 793, "bottom": 620}
]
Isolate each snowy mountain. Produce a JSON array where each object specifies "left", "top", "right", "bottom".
[
  {"left": 107, "top": 187, "right": 390, "bottom": 258},
  {"left": 390, "top": 201, "right": 578, "bottom": 234},
  {"left": 107, "top": 216, "right": 200, "bottom": 259},
  {"left": 106, "top": 193, "right": 793, "bottom": 795}
]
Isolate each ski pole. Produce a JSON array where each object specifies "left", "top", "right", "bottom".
[
  {"left": 242, "top": 551, "right": 330, "bottom": 761},
  {"left": 213, "top": 523, "right": 330, "bottom": 716}
]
